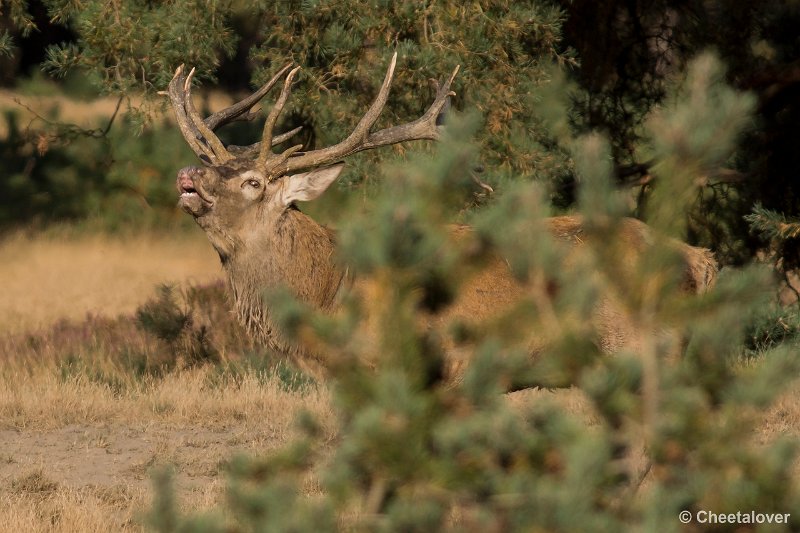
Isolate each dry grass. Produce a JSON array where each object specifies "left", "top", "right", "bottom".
[
  {"left": 0, "top": 475, "right": 146, "bottom": 533},
  {"left": 0, "top": 364, "right": 332, "bottom": 431},
  {"left": 0, "top": 231, "right": 221, "bottom": 334}
]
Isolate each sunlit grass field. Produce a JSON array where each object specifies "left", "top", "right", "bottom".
[{"left": 0, "top": 231, "right": 221, "bottom": 334}]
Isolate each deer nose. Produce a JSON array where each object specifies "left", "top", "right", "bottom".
[{"left": 176, "top": 166, "right": 203, "bottom": 192}]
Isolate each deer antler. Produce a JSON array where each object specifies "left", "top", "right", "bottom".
[
  {"left": 165, "top": 63, "right": 304, "bottom": 166},
  {"left": 205, "top": 64, "right": 293, "bottom": 130},
  {"left": 166, "top": 54, "right": 460, "bottom": 173},
  {"left": 262, "top": 52, "right": 460, "bottom": 178},
  {"left": 256, "top": 66, "right": 305, "bottom": 177}
]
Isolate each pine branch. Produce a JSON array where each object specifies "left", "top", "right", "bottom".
[{"left": 745, "top": 204, "right": 800, "bottom": 241}]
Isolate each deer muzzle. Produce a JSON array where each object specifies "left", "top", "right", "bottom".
[{"left": 176, "top": 166, "right": 213, "bottom": 215}]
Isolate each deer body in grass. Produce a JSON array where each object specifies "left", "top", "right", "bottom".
[{"left": 166, "top": 55, "right": 717, "bottom": 382}]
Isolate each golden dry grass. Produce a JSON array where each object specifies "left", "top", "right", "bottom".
[
  {"left": 0, "top": 469, "right": 147, "bottom": 533},
  {"left": 0, "top": 231, "right": 221, "bottom": 334},
  {"left": 0, "top": 365, "right": 331, "bottom": 431}
]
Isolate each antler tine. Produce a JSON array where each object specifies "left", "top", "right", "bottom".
[
  {"left": 183, "top": 67, "right": 235, "bottom": 164},
  {"left": 279, "top": 53, "right": 398, "bottom": 173},
  {"left": 257, "top": 65, "right": 302, "bottom": 168},
  {"left": 204, "top": 63, "right": 294, "bottom": 131},
  {"left": 167, "top": 65, "right": 218, "bottom": 164},
  {"left": 226, "top": 126, "right": 304, "bottom": 157},
  {"left": 425, "top": 64, "right": 460, "bottom": 122},
  {"left": 282, "top": 55, "right": 459, "bottom": 174},
  {"left": 338, "top": 51, "right": 398, "bottom": 146},
  {"left": 165, "top": 63, "right": 308, "bottom": 167},
  {"left": 273, "top": 126, "right": 304, "bottom": 146},
  {"left": 352, "top": 64, "right": 460, "bottom": 151},
  {"left": 266, "top": 144, "right": 305, "bottom": 180}
]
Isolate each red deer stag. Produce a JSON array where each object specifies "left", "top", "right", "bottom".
[{"left": 165, "top": 54, "right": 717, "bottom": 382}]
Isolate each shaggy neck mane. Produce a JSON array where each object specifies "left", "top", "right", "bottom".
[{"left": 222, "top": 208, "right": 347, "bottom": 355}]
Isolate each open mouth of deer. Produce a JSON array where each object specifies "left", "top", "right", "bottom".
[{"left": 176, "top": 166, "right": 213, "bottom": 215}]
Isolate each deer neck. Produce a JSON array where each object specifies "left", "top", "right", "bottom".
[{"left": 221, "top": 208, "right": 348, "bottom": 349}]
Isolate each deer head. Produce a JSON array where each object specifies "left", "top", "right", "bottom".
[{"left": 167, "top": 54, "right": 459, "bottom": 259}]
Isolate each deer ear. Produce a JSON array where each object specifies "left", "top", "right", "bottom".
[{"left": 279, "top": 164, "right": 345, "bottom": 206}]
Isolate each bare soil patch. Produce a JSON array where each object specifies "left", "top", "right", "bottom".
[{"left": 0, "top": 422, "right": 294, "bottom": 493}]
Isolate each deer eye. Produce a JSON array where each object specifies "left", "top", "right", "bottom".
[{"left": 246, "top": 179, "right": 261, "bottom": 188}]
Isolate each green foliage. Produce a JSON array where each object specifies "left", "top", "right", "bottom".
[
  {"left": 242, "top": 0, "right": 575, "bottom": 184},
  {"left": 742, "top": 303, "right": 800, "bottom": 358},
  {"left": 746, "top": 204, "right": 800, "bottom": 273},
  {"left": 38, "top": 0, "right": 237, "bottom": 93},
  {"left": 3, "top": 0, "right": 575, "bottom": 188},
  {"left": 148, "top": 58, "right": 800, "bottom": 531},
  {"left": 1, "top": 0, "right": 36, "bottom": 36},
  {"left": 0, "top": 30, "right": 13, "bottom": 57},
  {"left": 642, "top": 53, "right": 756, "bottom": 239},
  {"left": 0, "top": 108, "right": 198, "bottom": 231},
  {"left": 748, "top": 205, "right": 800, "bottom": 243}
]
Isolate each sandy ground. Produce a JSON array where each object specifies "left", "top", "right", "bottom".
[
  {"left": 0, "top": 424, "right": 238, "bottom": 492},
  {"left": 0, "top": 406, "right": 333, "bottom": 532}
]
